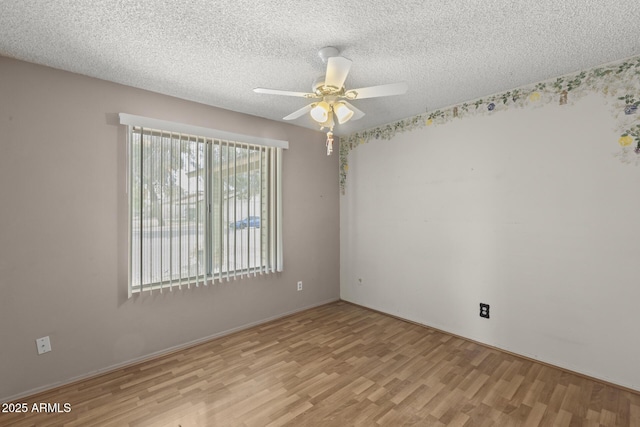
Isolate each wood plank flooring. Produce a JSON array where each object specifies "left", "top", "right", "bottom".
[{"left": 2, "top": 301, "right": 639, "bottom": 426}]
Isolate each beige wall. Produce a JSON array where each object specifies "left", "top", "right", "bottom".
[
  {"left": 0, "top": 56, "right": 340, "bottom": 401},
  {"left": 341, "top": 59, "right": 640, "bottom": 391}
]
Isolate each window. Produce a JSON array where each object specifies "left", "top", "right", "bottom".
[{"left": 120, "top": 114, "right": 287, "bottom": 296}]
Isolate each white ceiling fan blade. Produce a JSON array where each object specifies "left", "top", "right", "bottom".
[
  {"left": 341, "top": 101, "right": 365, "bottom": 121},
  {"left": 344, "top": 82, "right": 408, "bottom": 100},
  {"left": 325, "top": 57, "right": 352, "bottom": 89},
  {"left": 254, "top": 88, "right": 318, "bottom": 98},
  {"left": 283, "top": 104, "right": 313, "bottom": 120}
]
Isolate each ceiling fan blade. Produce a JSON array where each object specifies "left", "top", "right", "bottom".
[
  {"left": 254, "top": 88, "right": 317, "bottom": 98},
  {"left": 344, "top": 82, "right": 408, "bottom": 100},
  {"left": 341, "top": 101, "right": 365, "bottom": 121},
  {"left": 283, "top": 104, "right": 313, "bottom": 120},
  {"left": 325, "top": 57, "right": 352, "bottom": 89}
]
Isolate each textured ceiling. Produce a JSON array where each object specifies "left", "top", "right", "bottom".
[{"left": 1, "top": 0, "right": 640, "bottom": 136}]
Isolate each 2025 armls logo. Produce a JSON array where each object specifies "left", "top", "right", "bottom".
[{"left": 2, "top": 402, "right": 72, "bottom": 413}]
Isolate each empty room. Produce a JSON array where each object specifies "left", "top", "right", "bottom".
[{"left": 1, "top": 1, "right": 639, "bottom": 426}]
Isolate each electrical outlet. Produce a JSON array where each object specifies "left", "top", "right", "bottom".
[
  {"left": 297, "top": 281, "right": 303, "bottom": 291},
  {"left": 480, "top": 303, "right": 490, "bottom": 319},
  {"left": 36, "top": 336, "right": 51, "bottom": 354}
]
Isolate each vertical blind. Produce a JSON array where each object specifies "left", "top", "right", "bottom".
[{"left": 123, "top": 117, "right": 285, "bottom": 296}]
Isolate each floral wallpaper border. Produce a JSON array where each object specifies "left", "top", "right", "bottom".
[{"left": 339, "top": 55, "right": 640, "bottom": 194}]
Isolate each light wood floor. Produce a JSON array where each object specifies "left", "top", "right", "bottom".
[{"left": 3, "top": 301, "right": 639, "bottom": 426}]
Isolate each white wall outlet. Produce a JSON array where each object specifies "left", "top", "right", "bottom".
[
  {"left": 36, "top": 336, "right": 51, "bottom": 355},
  {"left": 297, "top": 281, "right": 303, "bottom": 291}
]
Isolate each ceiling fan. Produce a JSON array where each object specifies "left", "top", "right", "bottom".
[{"left": 253, "top": 46, "right": 408, "bottom": 154}]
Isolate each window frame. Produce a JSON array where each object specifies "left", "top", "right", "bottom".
[{"left": 120, "top": 114, "right": 287, "bottom": 296}]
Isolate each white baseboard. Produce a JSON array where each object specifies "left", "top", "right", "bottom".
[
  {"left": 340, "top": 298, "right": 640, "bottom": 394},
  {"left": 2, "top": 298, "right": 339, "bottom": 403}
]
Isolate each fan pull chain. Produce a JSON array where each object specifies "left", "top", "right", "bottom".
[{"left": 326, "top": 131, "right": 334, "bottom": 156}]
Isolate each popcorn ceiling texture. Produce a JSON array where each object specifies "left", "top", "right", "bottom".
[{"left": 1, "top": 0, "right": 639, "bottom": 135}]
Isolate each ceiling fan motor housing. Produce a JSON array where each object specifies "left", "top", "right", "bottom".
[{"left": 312, "top": 76, "right": 345, "bottom": 97}]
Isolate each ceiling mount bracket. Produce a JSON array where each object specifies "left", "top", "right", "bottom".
[{"left": 318, "top": 46, "right": 340, "bottom": 64}]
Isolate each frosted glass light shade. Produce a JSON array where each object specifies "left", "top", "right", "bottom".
[
  {"left": 310, "top": 102, "right": 330, "bottom": 123},
  {"left": 334, "top": 102, "right": 354, "bottom": 124}
]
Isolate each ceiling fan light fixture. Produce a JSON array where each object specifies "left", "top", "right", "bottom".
[
  {"left": 310, "top": 101, "right": 331, "bottom": 123},
  {"left": 254, "top": 47, "right": 408, "bottom": 156},
  {"left": 333, "top": 102, "right": 354, "bottom": 124}
]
